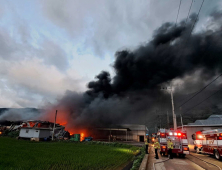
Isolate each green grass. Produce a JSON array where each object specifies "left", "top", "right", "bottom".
[{"left": 0, "top": 137, "right": 136, "bottom": 170}]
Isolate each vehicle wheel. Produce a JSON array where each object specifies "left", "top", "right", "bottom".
[
  {"left": 163, "top": 152, "right": 165, "bottom": 156},
  {"left": 215, "top": 150, "right": 221, "bottom": 160}
]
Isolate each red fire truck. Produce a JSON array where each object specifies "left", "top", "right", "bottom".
[
  {"left": 192, "top": 131, "right": 204, "bottom": 153},
  {"left": 157, "top": 129, "right": 189, "bottom": 157},
  {"left": 200, "top": 129, "right": 222, "bottom": 160}
]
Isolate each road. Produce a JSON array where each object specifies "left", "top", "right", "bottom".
[{"left": 147, "top": 146, "right": 222, "bottom": 170}]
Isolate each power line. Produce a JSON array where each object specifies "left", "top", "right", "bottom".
[
  {"left": 178, "top": 0, "right": 204, "bottom": 61},
  {"left": 175, "top": 0, "right": 182, "bottom": 26},
  {"left": 186, "top": 0, "right": 204, "bottom": 41},
  {"left": 182, "top": 87, "right": 222, "bottom": 115},
  {"left": 177, "top": 91, "right": 197, "bottom": 104},
  {"left": 186, "top": 0, "right": 194, "bottom": 23},
  {"left": 178, "top": 73, "right": 222, "bottom": 108}
]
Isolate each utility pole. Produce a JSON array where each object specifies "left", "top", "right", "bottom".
[
  {"left": 170, "top": 87, "right": 177, "bottom": 130},
  {"left": 52, "top": 110, "right": 58, "bottom": 141},
  {"left": 180, "top": 107, "right": 184, "bottom": 131},
  {"left": 160, "top": 115, "right": 162, "bottom": 129},
  {"left": 161, "top": 85, "right": 177, "bottom": 130},
  {"left": 167, "top": 110, "right": 169, "bottom": 129}
]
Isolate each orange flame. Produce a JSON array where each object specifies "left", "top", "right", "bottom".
[
  {"left": 39, "top": 108, "right": 88, "bottom": 139},
  {"left": 80, "top": 133, "right": 84, "bottom": 141}
]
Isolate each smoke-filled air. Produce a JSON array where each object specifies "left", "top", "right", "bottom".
[{"left": 39, "top": 11, "right": 222, "bottom": 133}]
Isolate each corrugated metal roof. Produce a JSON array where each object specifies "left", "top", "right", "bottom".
[
  {"left": 183, "top": 124, "right": 222, "bottom": 127},
  {"left": 187, "top": 115, "right": 222, "bottom": 126}
]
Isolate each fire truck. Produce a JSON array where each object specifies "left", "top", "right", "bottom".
[
  {"left": 157, "top": 128, "right": 189, "bottom": 157},
  {"left": 197, "top": 129, "right": 222, "bottom": 160},
  {"left": 192, "top": 131, "right": 203, "bottom": 153}
]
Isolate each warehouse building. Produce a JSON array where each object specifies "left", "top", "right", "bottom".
[{"left": 93, "top": 124, "right": 148, "bottom": 142}]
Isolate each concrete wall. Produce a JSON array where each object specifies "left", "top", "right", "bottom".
[{"left": 119, "top": 130, "right": 145, "bottom": 141}]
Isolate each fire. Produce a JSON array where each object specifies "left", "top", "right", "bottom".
[
  {"left": 39, "top": 108, "right": 88, "bottom": 140},
  {"left": 60, "top": 123, "right": 67, "bottom": 126},
  {"left": 0, "top": 132, "right": 2, "bottom": 135},
  {"left": 80, "top": 133, "right": 84, "bottom": 141}
]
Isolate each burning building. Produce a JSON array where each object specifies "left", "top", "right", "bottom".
[{"left": 17, "top": 120, "right": 68, "bottom": 141}]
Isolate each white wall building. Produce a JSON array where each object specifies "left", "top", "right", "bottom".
[
  {"left": 178, "top": 115, "right": 222, "bottom": 150},
  {"left": 19, "top": 127, "right": 51, "bottom": 140}
]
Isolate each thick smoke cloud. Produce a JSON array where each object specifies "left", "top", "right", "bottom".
[
  {"left": 42, "top": 11, "right": 222, "bottom": 131},
  {"left": 0, "top": 108, "right": 42, "bottom": 121},
  {"left": 88, "top": 13, "right": 222, "bottom": 96}
]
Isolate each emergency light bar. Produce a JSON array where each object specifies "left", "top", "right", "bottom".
[{"left": 167, "top": 131, "right": 186, "bottom": 137}]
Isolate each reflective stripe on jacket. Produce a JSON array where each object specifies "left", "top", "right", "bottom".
[
  {"left": 145, "top": 139, "right": 148, "bottom": 145},
  {"left": 154, "top": 142, "right": 160, "bottom": 149},
  {"left": 167, "top": 141, "right": 173, "bottom": 149}
]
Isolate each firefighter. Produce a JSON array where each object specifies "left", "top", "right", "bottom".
[
  {"left": 145, "top": 135, "right": 149, "bottom": 154},
  {"left": 167, "top": 138, "right": 174, "bottom": 159},
  {"left": 154, "top": 137, "right": 160, "bottom": 159}
]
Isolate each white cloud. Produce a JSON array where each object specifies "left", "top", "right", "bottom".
[
  {"left": 0, "top": 58, "right": 87, "bottom": 107},
  {"left": 40, "top": 0, "right": 222, "bottom": 57}
]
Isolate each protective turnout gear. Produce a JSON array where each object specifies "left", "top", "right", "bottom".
[
  {"left": 145, "top": 138, "right": 148, "bottom": 145},
  {"left": 154, "top": 141, "right": 160, "bottom": 149},
  {"left": 154, "top": 140, "right": 160, "bottom": 159},
  {"left": 167, "top": 141, "right": 173, "bottom": 149},
  {"left": 167, "top": 140, "right": 174, "bottom": 159}
]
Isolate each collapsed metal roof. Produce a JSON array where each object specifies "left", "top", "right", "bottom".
[{"left": 187, "top": 115, "right": 222, "bottom": 125}]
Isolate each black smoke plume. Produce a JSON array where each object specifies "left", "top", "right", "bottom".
[{"left": 42, "top": 11, "right": 222, "bottom": 131}]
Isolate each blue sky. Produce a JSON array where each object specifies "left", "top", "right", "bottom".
[{"left": 0, "top": 0, "right": 221, "bottom": 108}]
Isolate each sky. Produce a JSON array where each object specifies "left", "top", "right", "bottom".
[{"left": 0, "top": 0, "right": 221, "bottom": 108}]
